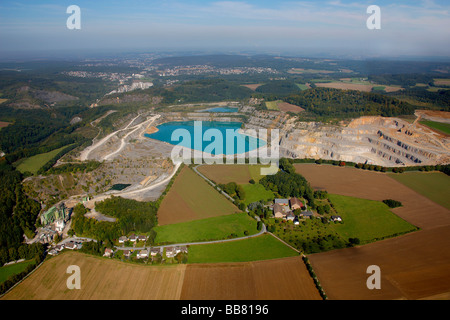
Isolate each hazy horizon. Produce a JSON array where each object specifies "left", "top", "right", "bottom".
[{"left": 0, "top": 0, "right": 449, "bottom": 61}]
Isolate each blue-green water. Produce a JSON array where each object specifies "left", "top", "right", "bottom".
[
  {"left": 145, "top": 121, "right": 265, "bottom": 155},
  {"left": 196, "top": 106, "right": 239, "bottom": 113}
]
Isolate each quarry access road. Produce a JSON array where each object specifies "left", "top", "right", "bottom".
[{"left": 79, "top": 112, "right": 151, "bottom": 161}]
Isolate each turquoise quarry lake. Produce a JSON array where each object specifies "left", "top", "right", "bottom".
[
  {"left": 196, "top": 106, "right": 238, "bottom": 113},
  {"left": 145, "top": 121, "right": 265, "bottom": 155}
]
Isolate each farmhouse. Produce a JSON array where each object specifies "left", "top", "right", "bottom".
[
  {"left": 273, "top": 203, "right": 285, "bottom": 218},
  {"left": 275, "top": 199, "right": 289, "bottom": 206},
  {"left": 286, "top": 212, "right": 295, "bottom": 221},
  {"left": 289, "top": 197, "right": 304, "bottom": 210}
]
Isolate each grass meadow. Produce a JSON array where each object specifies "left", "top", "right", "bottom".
[
  {"left": 328, "top": 194, "right": 418, "bottom": 242},
  {"left": 0, "top": 260, "right": 35, "bottom": 284},
  {"left": 264, "top": 100, "right": 280, "bottom": 110},
  {"left": 241, "top": 183, "right": 274, "bottom": 205},
  {"left": 389, "top": 171, "right": 450, "bottom": 210},
  {"left": 15, "top": 145, "right": 69, "bottom": 174},
  {"left": 420, "top": 120, "right": 450, "bottom": 135},
  {"left": 154, "top": 213, "right": 258, "bottom": 244},
  {"left": 187, "top": 234, "right": 299, "bottom": 263}
]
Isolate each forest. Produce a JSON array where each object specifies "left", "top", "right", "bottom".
[
  {"left": 157, "top": 79, "right": 253, "bottom": 104},
  {"left": 255, "top": 80, "right": 301, "bottom": 96},
  {"left": 70, "top": 196, "right": 158, "bottom": 245},
  {"left": 283, "top": 87, "right": 416, "bottom": 118},
  {"left": 0, "top": 160, "right": 41, "bottom": 263},
  {"left": 259, "top": 159, "right": 315, "bottom": 208}
]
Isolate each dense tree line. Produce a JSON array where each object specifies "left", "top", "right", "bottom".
[
  {"left": 388, "top": 87, "right": 450, "bottom": 110},
  {"left": 0, "top": 242, "right": 45, "bottom": 268},
  {"left": 70, "top": 204, "right": 122, "bottom": 244},
  {"left": 36, "top": 143, "right": 82, "bottom": 175},
  {"left": 79, "top": 240, "right": 106, "bottom": 256},
  {"left": 0, "top": 159, "right": 45, "bottom": 296},
  {"left": 71, "top": 197, "right": 158, "bottom": 244},
  {"left": 368, "top": 74, "right": 435, "bottom": 87},
  {"left": 0, "top": 243, "right": 46, "bottom": 295},
  {"left": 150, "top": 79, "right": 253, "bottom": 104},
  {"left": 0, "top": 104, "right": 89, "bottom": 156},
  {"left": 95, "top": 196, "right": 158, "bottom": 235},
  {"left": 283, "top": 87, "right": 416, "bottom": 118},
  {"left": 255, "top": 80, "right": 301, "bottom": 96},
  {"left": 44, "top": 160, "right": 102, "bottom": 175},
  {"left": 217, "top": 182, "right": 246, "bottom": 201},
  {"left": 259, "top": 171, "right": 315, "bottom": 208},
  {"left": 0, "top": 160, "right": 41, "bottom": 252}
]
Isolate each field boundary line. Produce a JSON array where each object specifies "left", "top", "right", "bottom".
[
  {"left": 0, "top": 259, "right": 46, "bottom": 299},
  {"left": 267, "top": 232, "right": 302, "bottom": 255}
]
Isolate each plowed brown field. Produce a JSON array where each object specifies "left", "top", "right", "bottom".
[
  {"left": 2, "top": 253, "right": 321, "bottom": 300},
  {"left": 157, "top": 166, "right": 239, "bottom": 225},
  {"left": 180, "top": 256, "right": 321, "bottom": 300},
  {"left": 295, "top": 164, "right": 450, "bottom": 300}
]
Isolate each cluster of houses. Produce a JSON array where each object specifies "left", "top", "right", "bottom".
[
  {"left": 272, "top": 198, "right": 314, "bottom": 225},
  {"left": 48, "top": 240, "right": 83, "bottom": 256},
  {"left": 117, "top": 245, "right": 188, "bottom": 260},
  {"left": 272, "top": 198, "right": 343, "bottom": 224},
  {"left": 118, "top": 234, "right": 148, "bottom": 244}
]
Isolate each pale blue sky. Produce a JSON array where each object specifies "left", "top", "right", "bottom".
[{"left": 0, "top": 0, "right": 449, "bottom": 59}]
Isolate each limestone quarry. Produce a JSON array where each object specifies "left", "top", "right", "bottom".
[{"left": 246, "top": 111, "right": 450, "bottom": 167}]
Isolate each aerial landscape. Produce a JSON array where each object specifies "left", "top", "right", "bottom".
[{"left": 0, "top": 0, "right": 449, "bottom": 311}]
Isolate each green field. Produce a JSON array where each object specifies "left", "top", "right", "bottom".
[
  {"left": 241, "top": 183, "right": 274, "bottom": 205},
  {"left": 420, "top": 120, "right": 450, "bottom": 135},
  {"left": 187, "top": 234, "right": 298, "bottom": 263},
  {"left": 328, "top": 194, "right": 418, "bottom": 242},
  {"left": 248, "top": 165, "right": 272, "bottom": 183},
  {"left": 15, "top": 145, "right": 69, "bottom": 174},
  {"left": 154, "top": 213, "right": 259, "bottom": 244},
  {"left": 265, "top": 100, "right": 280, "bottom": 110},
  {"left": 388, "top": 172, "right": 450, "bottom": 210},
  {"left": 0, "top": 260, "right": 35, "bottom": 284},
  {"left": 295, "top": 83, "right": 309, "bottom": 91}
]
